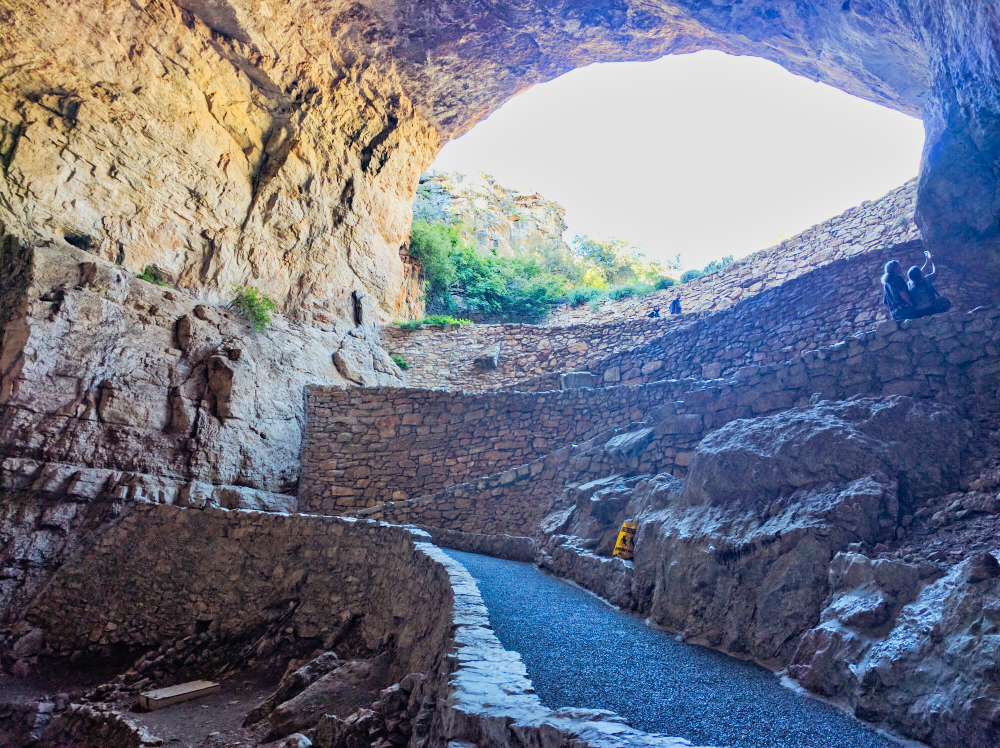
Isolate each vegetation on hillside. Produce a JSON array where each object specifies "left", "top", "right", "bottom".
[
  {"left": 407, "top": 218, "right": 679, "bottom": 321},
  {"left": 229, "top": 285, "right": 279, "bottom": 332},
  {"left": 680, "top": 255, "right": 736, "bottom": 283},
  {"left": 396, "top": 314, "right": 473, "bottom": 330}
]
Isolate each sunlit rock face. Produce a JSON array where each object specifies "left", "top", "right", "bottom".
[{"left": 0, "top": 0, "right": 998, "bottom": 325}]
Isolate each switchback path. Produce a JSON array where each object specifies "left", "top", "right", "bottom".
[{"left": 446, "top": 550, "right": 903, "bottom": 748}]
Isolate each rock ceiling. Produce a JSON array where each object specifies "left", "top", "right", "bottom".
[{"left": 1, "top": 0, "right": 997, "bottom": 321}]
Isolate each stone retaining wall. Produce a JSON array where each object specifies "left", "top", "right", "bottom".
[
  {"left": 385, "top": 183, "right": 922, "bottom": 394},
  {"left": 390, "top": 238, "right": 993, "bottom": 395},
  {"left": 298, "top": 386, "right": 651, "bottom": 512},
  {"left": 10, "top": 501, "right": 702, "bottom": 748},
  {"left": 303, "top": 305, "right": 1000, "bottom": 519},
  {"left": 385, "top": 316, "right": 688, "bottom": 391},
  {"left": 349, "top": 306, "right": 1000, "bottom": 538},
  {"left": 20, "top": 503, "right": 454, "bottom": 680},
  {"left": 547, "top": 180, "right": 921, "bottom": 325},
  {"left": 575, "top": 241, "right": 992, "bottom": 389}
]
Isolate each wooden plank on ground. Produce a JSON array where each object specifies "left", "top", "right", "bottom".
[{"left": 139, "top": 680, "right": 220, "bottom": 710}]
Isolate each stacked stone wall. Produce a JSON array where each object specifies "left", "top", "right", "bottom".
[
  {"left": 547, "top": 180, "right": 921, "bottom": 324},
  {"left": 298, "top": 386, "right": 652, "bottom": 512},
  {"left": 344, "top": 307, "right": 1000, "bottom": 537},
  {"left": 386, "top": 316, "right": 687, "bottom": 391},
  {"left": 21, "top": 504, "right": 455, "bottom": 679},
  {"left": 581, "top": 241, "right": 992, "bottom": 388},
  {"left": 389, "top": 238, "right": 993, "bottom": 394}
]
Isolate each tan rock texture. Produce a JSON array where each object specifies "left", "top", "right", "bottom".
[
  {"left": 0, "top": 235, "right": 404, "bottom": 498},
  {"left": 414, "top": 171, "right": 569, "bottom": 258},
  {"left": 1, "top": 0, "right": 1000, "bottom": 325},
  {"left": 0, "top": 0, "right": 434, "bottom": 324}
]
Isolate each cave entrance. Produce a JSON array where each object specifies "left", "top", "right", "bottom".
[{"left": 428, "top": 50, "right": 925, "bottom": 277}]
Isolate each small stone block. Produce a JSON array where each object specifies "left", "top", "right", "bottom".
[{"left": 139, "top": 680, "right": 220, "bottom": 710}]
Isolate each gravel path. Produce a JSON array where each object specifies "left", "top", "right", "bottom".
[{"left": 446, "top": 550, "right": 905, "bottom": 748}]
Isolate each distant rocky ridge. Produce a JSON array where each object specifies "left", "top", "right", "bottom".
[{"left": 414, "top": 171, "right": 570, "bottom": 257}]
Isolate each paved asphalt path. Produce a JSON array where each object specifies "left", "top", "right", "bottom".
[{"left": 446, "top": 549, "right": 903, "bottom": 748}]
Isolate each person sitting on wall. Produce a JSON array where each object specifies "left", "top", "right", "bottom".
[
  {"left": 669, "top": 297, "right": 682, "bottom": 315},
  {"left": 647, "top": 306, "right": 661, "bottom": 318},
  {"left": 882, "top": 259, "right": 918, "bottom": 320},
  {"left": 907, "top": 251, "right": 951, "bottom": 318}
]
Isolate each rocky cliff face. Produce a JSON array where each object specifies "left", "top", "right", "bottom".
[
  {"left": 2, "top": 0, "right": 1000, "bottom": 330},
  {"left": 0, "top": 230, "right": 405, "bottom": 623},
  {"left": 414, "top": 171, "right": 569, "bottom": 257}
]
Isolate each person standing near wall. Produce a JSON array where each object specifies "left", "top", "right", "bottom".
[{"left": 669, "top": 297, "right": 682, "bottom": 315}]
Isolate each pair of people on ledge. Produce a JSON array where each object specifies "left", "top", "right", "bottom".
[
  {"left": 647, "top": 298, "right": 682, "bottom": 319},
  {"left": 882, "top": 251, "right": 952, "bottom": 321}
]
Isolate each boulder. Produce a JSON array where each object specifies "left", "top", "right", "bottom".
[
  {"left": 683, "top": 397, "right": 964, "bottom": 507},
  {"left": 604, "top": 428, "right": 655, "bottom": 462},
  {"left": 268, "top": 658, "right": 391, "bottom": 738}
]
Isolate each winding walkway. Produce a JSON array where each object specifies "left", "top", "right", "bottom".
[{"left": 446, "top": 550, "right": 905, "bottom": 748}]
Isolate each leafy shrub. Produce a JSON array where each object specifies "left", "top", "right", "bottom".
[
  {"left": 609, "top": 282, "right": 656, "bottom": 300},
  {"left": 137, "top": 265, "right": 169, "bottom": 286},
  {"left": 396, "top": 315, "right": 473, "bottom": 330},
  {"left": 390, "top": 354, "right": 409, "bottom": 370},
  {"left": 408, "top": 219, "right": 569, "bottom": 322},
  {"left": 408, "top": 218, "right": 682, "bottom": 321},
  {"left": 423, "top": 314, "right": 472, "bottom": 326},
  {"left": 702, "top": 255, "right": 735, "bottom": 274},
  {"left": 572, "top": 236, "right": 678, "bottom": 288},
  {"left": 568, "top": 286, "right": 606, "bottom": 306},
  {"left": 229, "top": 285, "right": 279, "bottom": 331},
  {"left": 655, "top": 276, "right": 677, "bottom": 290},
  {"left": 589, "top": 300, "right": 601, "bottom": 313},
  {"left": 681, "top": 269, "right": 703, "bottom": 283}
]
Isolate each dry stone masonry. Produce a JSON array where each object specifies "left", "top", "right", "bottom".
[{"left": 387, "top": 184, "right": 972, "bottom": 394}]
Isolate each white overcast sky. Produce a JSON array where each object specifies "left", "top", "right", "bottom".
[{"left": 430, "top": 50, "right": 926, "bottom": 272}]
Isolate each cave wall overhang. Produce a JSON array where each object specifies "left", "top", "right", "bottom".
[{"left": 0, "top": 0, "right": 998, "bottom": 324}]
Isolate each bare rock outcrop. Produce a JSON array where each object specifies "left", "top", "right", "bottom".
[
  {"left": 682, "top": 397, "right": 966, "bottom": 507},
  {"left": 543, "top": 396, "right": 968, "bottom": 658},
  {"left": 414, "top": 171, "right": 569, "bottom": 257},
  {"left": 791, "top": 551, "right": 1000, "bottom": 748},
  {"left": 1, "top": 239, "right": 402, "bottom": 493},
  {"left": 0, "top": 233, "right": 404, "bottom": 625}
]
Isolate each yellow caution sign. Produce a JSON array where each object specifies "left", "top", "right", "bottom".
[{"left": 613, "top": 521, "right": 638, "bottom": 560}]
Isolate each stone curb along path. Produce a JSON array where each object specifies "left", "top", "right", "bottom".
[{"left": 424, "top": 541, "right": 709, "bottom": 748}]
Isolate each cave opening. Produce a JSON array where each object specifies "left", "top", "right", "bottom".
[{"left": 429, "top": 50, "right": 925, "bottom": 276}]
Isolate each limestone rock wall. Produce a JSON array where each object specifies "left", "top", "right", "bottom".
[
  {"left": 0, "top": 0, "right": 433, "bottom": 324},
  {"left": 414, "top": 171, "right": 569, "bottom": 257},
  {"left": 0, "top": 238, "right": 403, "bottom": 504}
]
